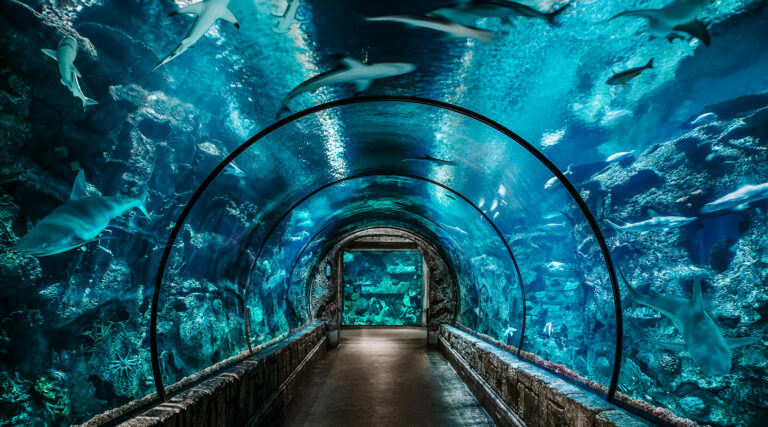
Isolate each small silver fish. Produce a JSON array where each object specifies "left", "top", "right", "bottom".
[{"left": 607, "top": 58, "right": 654, "bottom": 85}]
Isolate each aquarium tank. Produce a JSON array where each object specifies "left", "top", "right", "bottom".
[
  {"left": 1, "top": 0, "right": 767, "bottom": 425},
  {"left": 342, "top": 251, "right": 424, "bottom": 326}
]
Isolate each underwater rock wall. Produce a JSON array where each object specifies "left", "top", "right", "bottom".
[{"left": 568, "top": 95, "right": 768, "bottom": 425}]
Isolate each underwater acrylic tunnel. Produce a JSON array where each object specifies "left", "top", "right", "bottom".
[
  {"left": 2, "top": 0, "right": 768, "bottom": 425},
  {"left": 149, "top": 96, "right": 621, "bottom": 401}
]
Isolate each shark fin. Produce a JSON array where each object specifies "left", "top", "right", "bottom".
[
  {"left": 352, "top": 79, "right": 373, "bottom": 93},
  {"left": 605, "top": 219, "right": 623, "bottom": 231},
  {"left": 83, "top": 97, "right": 98, "bottom": 110},
  {"left": 645, "top": 57, "right": 654, "bottom": 69},
  {"left": 724, "top": 336, "right": 758, "bottom": 349},
  {"left": 220, "top": 7, "right": 240, "bottom": 28},
  {"left": 70, "top": 170, "right": 88, "bottom": 200},
  {"left": 136, "top": 187, "right": 150, "bottom": 219},
  {"left": 733, "top": 202, "right": 750, "bottom": 211},
  {"left": 170, "top": 1, "right": 205, "bottom": 16},
  {"left": 41, "top": 48, "right": 58, "bottom": 61},
  {"left": 610, "top": 9, "right": 662, "bottom": 22},
  {"left": 691, "top": 279, "right": 703, "bottom": 309},
  {"left": 339, "top": 57, "right": 365, "bottom": 69},
  {"left": 673, "top": 19, "right": 710, "bottom": 46},
  {"left": 547, "top": 3, "right": 570, "bottom": 24},
  {"left": 72, "top": 65, "right": 83, "bottom": 78}
]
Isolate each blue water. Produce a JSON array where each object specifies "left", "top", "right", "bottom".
[
  {"left": 342, "top": 251, "right": 423, "bottom": 326},
  {"left": 1, "top": 0, "right": 767, "bottom": 425}
]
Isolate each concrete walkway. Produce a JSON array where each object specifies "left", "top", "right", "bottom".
[{"left": 280, "top": 327, "right": 494, "bottom": 426}]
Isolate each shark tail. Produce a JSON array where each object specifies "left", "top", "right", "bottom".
[
  {"left": 136, "top": 187, "right": 150, "bottom": 219},
  {"left": 645, "top": 57, "right": 654, "bottom": 69},
  {"left": 605, "top": 219, "right": 623, "bottom": 231},
  {"left": 276, "top": 104, "right": 291, "bottom": 120},
  {"left": 82, "top": 97, "right": 98, "bottom": 111},
  {"left": 548, "top": 3, "right": 570, "bottom": 24},
  {"left": 616, "top": 266, "right": 641, "bottom": 300}
]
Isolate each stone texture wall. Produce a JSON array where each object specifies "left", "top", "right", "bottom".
[
  {"left": 82, "top": 323, "right": 326, "bottom": 426},
  {"left": 439, "top": 325, "right": 651, "bottom": 427}
]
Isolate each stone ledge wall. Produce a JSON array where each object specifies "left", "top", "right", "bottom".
[
  {"left": 439, "top": 325, "right": 650, "bottom": 427},
  {"left": 88, "top": 323, "right": 326, "bottom": 427}
]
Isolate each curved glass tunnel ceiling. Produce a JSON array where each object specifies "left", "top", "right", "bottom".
[{"left": 2, "top": 0, "right": 767, "bottom": 425}]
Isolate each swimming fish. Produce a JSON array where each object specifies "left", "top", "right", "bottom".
[
  {"left": 700, "top": 182, "right": 768, "bottom": 214},
  {"left": 543, "top": 322, "right": 554, "bottom": 338},
  {"left": 445, "top": 224, "right": 469, "bottom": 235},
  {"left": 223, "top": 160, "right": 246, "bottom": 177},
  {"left": 606, "top": 58, "right": 654, "bottom": 85},
  {"left": 41, "top": 36, "right": 98, "bottom": 111},
  {"left": 153, "top": 0, "right": 240, "bottom": 72},
  {"left": 611, "top": 0, "right": 710, "bottom": 46},
  {"left": 366, "top": 15, "right": 494, "bottom": 42},
  {"left": 503, "top": 326, "right": 517, "bottom": 338},
  {"left": 273, "top": 0, "right": 308, "bottom": 34},
  {"left": 606, "top": 151, "right": 635, "bottom": 162},
  {"left": 401, "top": 155, "right": 456, "bottom": 166},
  {"left": 606, "top": 215, "right": 696, "bottom": 232},
  {"left": 619, "top": 269, "right": 756, "bottom": 375},
  {"left": 427, "top": 1, "right": 570, "bottom": 26},
  {"left": 16, "top": 171, "right": 150, "bottom": 257},
  {"left": 690, "top": 112, "right": 718, "bottom": 127},
  {"left": 277, "top": 57, "right": 416, "bottom": 117}
]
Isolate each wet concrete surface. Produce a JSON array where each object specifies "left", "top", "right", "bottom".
[{"left": 279, "top": 327, "right": 495, "bottom": 426}]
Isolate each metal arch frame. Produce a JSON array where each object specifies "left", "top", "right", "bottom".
[
  {"left": 239, "top": 172, "right": 526, "bottom": 355},
  {"left": 150, "top": 95, "right": 623, "bottom": 402}
]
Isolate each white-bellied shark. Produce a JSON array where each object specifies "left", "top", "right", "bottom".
[
  {"left": 700, "top": 182, "right": 768, "bottom": 214},
  {"left": 606, "top": 150, "right": 635, "bottom": 162},
  {"left": 153, "top": 0, "right": 240, "bottom": 72},
  {"left": 16, "top": 171, "right": 150, "bottom": 257},
  {"left": 41, "top": 36, "right": 98, "bottom": 111},
  {"left": 366, "top": 15, "right": 494, "bottom": 41},
  {"left": 619, "top": 269, "right": 756, "bottom": 375},
  {"left": 606, "top": 215, "right": 696, "bottom": 232},
  {"left": 273, "top": 0, "right": 308, "bottom": 34},
  {"left": 611, "top": 0, "right": 710, "bottom": 46},
  {"left": 277, "top": 57, "right": 416, "bottom": 117},
  {"left": 428, "top": 1, "right": 570, "bottom": 26}
]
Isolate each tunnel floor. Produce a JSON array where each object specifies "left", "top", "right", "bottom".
[{"left": 279, "top": 327, "right": 494, "bottom": 426}]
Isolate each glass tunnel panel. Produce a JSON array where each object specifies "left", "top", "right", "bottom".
[{"left": 155, "top": 99, "right": 622, "bottom": 400}]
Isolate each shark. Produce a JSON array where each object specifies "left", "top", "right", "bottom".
[
  {"left": 611, "top": 0, "right": 710, "bottom": 46},
  {"left": 606, "top": 215, "right": 696, "bottom": 232},
  {"left": 277, "top": 57, "right": 416, "bottom": 117},
  {"left": 153, "top": 0, "right": 240, "bottom": 72},
  {"left": 619, "top": 269, "right": 756, "bottom": 375},
  {"left": 366, "top": 15, "right": 494, "bottom": 41},
  {"left": 16, "top": 171, "right": 150, "bottom": 257},
  {"left": 273, "top": 0, "right": 308, "bottom": 34},
  {"left": 41, "top": 36, "right": 98, "bottom": 111},
  {"left": 428, "top": 1, "right": 570, "bottom": 26},
  {"left": 606, "top": 150, "right": 635, "bottom": 162},
  {"left": 606, "top": 58, "right": 654, "bottom": 85},
  {"left": 700, "top": 182, "right": 768, "bottom": 214}
]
